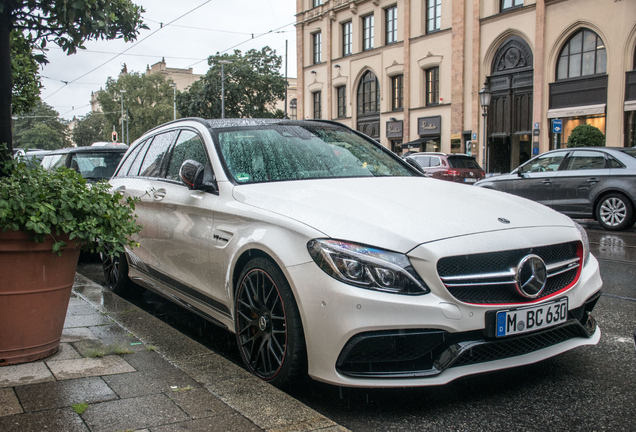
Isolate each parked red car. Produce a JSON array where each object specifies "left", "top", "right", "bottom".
[{"left": 404, "top": 152, "right": 485, "bottom": 184}]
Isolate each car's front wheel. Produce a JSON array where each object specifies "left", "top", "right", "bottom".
[
  {"left": 101, "top": 250, "right": 144, "bottom": 297},
  {"left": 234, "top": 257, "right": 306, "bottom": 388},
  {"left": 595, "top": 192, "right": 635, "bottom": 231}
]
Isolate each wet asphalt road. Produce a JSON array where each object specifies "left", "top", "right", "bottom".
[{"left": 77, "top": 220, "right": 636, "bottom": 432}]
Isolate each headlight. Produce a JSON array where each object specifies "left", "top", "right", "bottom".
[
  {"left": 573, "top": 221, "right": 590, "bottom": 266},
  {"left": 307, "top": 239, "right": 429, "bottom": 295}
]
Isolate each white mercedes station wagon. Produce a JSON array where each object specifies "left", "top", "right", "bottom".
[{"left": 103, "top": 118, "right": 602, "bottom": 388}]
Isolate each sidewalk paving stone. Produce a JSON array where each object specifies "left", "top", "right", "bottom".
[
  {"left": 0, "top": 388, "right": 22, "bottom": 417},
  {"left": 0, "top": 407, "right": 88, "bottom": 432},
  {"left": 102, "top": 367, "right": 201, "bottom": 398},
  {"left": 46, "top": 355, "right": 136, "bottom": 380},
  {"left": 167, "top": 387, "right": 236, "bottom": 419},
  {"left": 61, "top": 327, "right": 99, "bottom": 343},
  {"left": 14, "top": 376, "right": 118, "bottom": 412},
  {"left": 0, "top": 362, "right": 54, "bottom": 388},
  {"left": 151, "top": 413, "right": 264, "bottom": 432}
]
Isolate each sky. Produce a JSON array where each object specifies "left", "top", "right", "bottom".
[{"left": 38, "top": 0, "right": 297, "bottom": 121}]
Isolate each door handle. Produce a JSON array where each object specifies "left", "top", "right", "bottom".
[
  {"left": 542, "top": 179, "right": 553, "bottom": 184},
  {"left": 113, "top": 186, "right": 126, "bottom": 195},
  {"left": 153, "top": 189, "right": 167, "bottom": 201},
  {"left": 587, "top": 178, "right": 599, "bottom": 184}
]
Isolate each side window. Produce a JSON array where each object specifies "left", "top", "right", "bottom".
[
  {"left": 608, "top": 156, "right": 624, "bottom": 169},
  {"left": 524, "top": 152, "right": 567, "bottom": 173},
  {"left": 166, "top": 130, "right": 209, "bottom": 181},
  {"left": 128, "top": 139, "right": 152, "bottom": 177},
  {"left": 51, "top": 155, "right": 68, "bottom": 170},
  {"left": 116, "top": 140, "right": 146, "bottom": 178},
  {"left": 139, "top": 131, "right": 178, "bottom": 178},
  {"left": 413, "top": 156, "right": 429, "bottom": 167},
  {"left": 430, "top": 157, "right": 441, "bottom": 167},
  {"left": 564, "top": 151, "right": 607, "bottom": 171}
]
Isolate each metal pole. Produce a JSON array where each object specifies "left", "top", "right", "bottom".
[
  {"left": 284, "top": 39, "right": 288, "bottom": 118},
  {"left": 482, "top": 108, "right": 487, "bottom": 171},
  {"left": 221, "top": 63, "right": 225, "bottom": 119},
  {"left": 172, "top": 84, "right": 176, "bottom": 121},
  {"left": 126, "top": 109, "right": 129, "bottom": 145},
  {"left": 120, "top": 95, "right": 124, "bottom": 143}
]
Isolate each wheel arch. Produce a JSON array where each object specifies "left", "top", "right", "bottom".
[{"left": 592, "top": 188, "right": 636, "bottom": 220}]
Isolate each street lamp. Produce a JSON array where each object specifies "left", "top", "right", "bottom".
[
  {"left": 170, "top": 83, "right": 177, "bottom": 121},
  {"left": 119, "top": 90, "right": 126, "bottom": 144},
  {"left": 218, "top": 60, "right": 232, "bottom": 119},
  {"left": 479, "top": 81, "right": 491, "bottom": 172}
]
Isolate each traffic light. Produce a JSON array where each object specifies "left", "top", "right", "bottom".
[{"left": 112, "top": 131, "right": 117, "bottom": 142}]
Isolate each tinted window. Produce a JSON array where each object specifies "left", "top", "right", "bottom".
[
  {"left": 41, "top": 154, "right": 64, "bottom": 171},
  {"left": 128, "top": 139, "right": 152, "bottom": 177},
  {"left": 411, "top": 155, "right": 430, "bottom": 167},
  {"left": 448, "top": 156, "right": 481, "bottom": 169},
  {"left": 564, "top": 151, "right": 607, "bottom": 170},
  {"left": 215, "top": 124, "right": 414, "bottom": 184},
  {"left": 608, "top": 156, "right": 624, "bottom": 168},
  {"left": 116, "top": 140, "right": 146, "bottom": 178},
  {"left": 70, "top": 151, "right": 126, "bottom": 180},
  {"left": 166, "top": 131, "right": 209, "bottom": 181},
  {"left": 521, "top": 151, "right": 567, "bottom": 173},
  {"left": 139, "top": 131, "right": 177, "bottom": 178},
  {"left": 430, "top": 157, "right": 441, "bottom": 167}
]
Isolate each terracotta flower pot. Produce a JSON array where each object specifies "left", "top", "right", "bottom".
[{"left": 0, "top": 230, "right": 81, "bottom": 365}]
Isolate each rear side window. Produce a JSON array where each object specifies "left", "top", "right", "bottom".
[
  {"left": 564, "top": 151, "right": 607, "bottom": 171},
  {"left": 430, "top": 156, "right": 441, "bottom": 167},
  {"left": 411, "top": 156, "right": 430, "bottom": 167},
  {"left": 166, "top": 130, "right": 208, "bottom": 181},
  {"left": 448, "top": 156, "right": 481, "bottom": 169},
  {"left": 608, "top": 156, "right": 624, "bottom": 168},
  {"left": 127, "top": 139, "right": 152, "bottom": 177},
  {"left": 116, "top": 139, "right": 147, "bottom": 177},
  {"left": 41, "top": 154, "right": 64, "bottom": 171},
  {"left": 139, "top": 131, "right": 178, "bottom": 178}
]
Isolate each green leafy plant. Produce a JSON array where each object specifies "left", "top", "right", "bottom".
[
  {"left": 71, "top": 403, "right": 89, "bottom": 414},
  {"left": 0, "top": 153, "right": 142, "bottom": 256},
  {"left": 567, "top": 124, "right": 606, "bottom": 148}
]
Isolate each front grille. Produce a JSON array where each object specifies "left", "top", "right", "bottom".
[{"left": 437, "top": 241, "right": 581, "bottom": 304}]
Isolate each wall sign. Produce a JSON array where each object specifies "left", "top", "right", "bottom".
[
  {"left": 417, "top": 116, "right": 441, "bottom": 136},
  {"left": 386, "top": 120, "right": 403, "bottom": 138}
]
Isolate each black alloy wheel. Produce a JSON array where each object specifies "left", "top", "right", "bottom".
[
  {"left": 234, "top": 258, "right": 306, "bottom": 387},
  {"left": 101, "top": 249, "right": 143, "bottom": 296},
  {"left": 596, "top": 193, "right": 635, "bottom": 231}
]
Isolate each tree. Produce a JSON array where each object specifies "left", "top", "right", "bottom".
[
  {"left": 96, "top": 71, "right": 175, "bottom": 144},
  {"left": 72, "top": 111, "right": 108, "bottom": 147},
  {"left": 11, "top": 31, "right": 42, "bottom": 115},
  {"left": 177, "top": 47, "right": 286, "bottom": 119},
  {"left": 0, "top": 0, "right": 147, "bottom": 166},
  {"left": 567, "top": 124, "right": 606, "bottom": 148},
  {"left": 12, "top": 100, "right": 71, "bottom": 150}
]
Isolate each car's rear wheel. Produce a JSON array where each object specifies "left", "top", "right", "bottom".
[
  {"left": 595, "top": 193, "right": 635, "bottom": 231},
  {"left": 234, "top": 257, "right": 306, "bottom": 388},
  {"left": 101, "top": 250, "right": 144, "bottom": 296}
]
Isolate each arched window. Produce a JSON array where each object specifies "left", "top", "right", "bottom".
[
  {"left": 557, "top": 29, "right": 606, "bottom": 80},
  {"left": 289, "top": 98, "right": 297, "bottom": 120},
  {"left": 357, "top": 70, "right": 380, "bottom": 115}
]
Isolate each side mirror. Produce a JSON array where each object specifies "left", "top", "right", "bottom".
[{"left": 179, "top": 160, "right": 218, "bottom": 194}]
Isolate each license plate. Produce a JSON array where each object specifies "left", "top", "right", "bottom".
[
  {"left": 464, "top": 178, "right": 477, "bottom": 183},
  {"left": 496, "top": 298, "right": 568, "bottom": 337}
]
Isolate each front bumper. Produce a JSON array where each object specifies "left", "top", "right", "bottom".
[{"left": 285, "top": 227, "right": 603, "bottom": 388}]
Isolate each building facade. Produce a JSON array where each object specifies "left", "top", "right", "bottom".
[{"left": 296, "top": 0, "right": 636, "bottom": 173}]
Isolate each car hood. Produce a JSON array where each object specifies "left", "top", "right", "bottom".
[{"left": 231, "top": 177, "right": 575, "bottom": 252}]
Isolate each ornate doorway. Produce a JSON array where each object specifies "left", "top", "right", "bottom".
[
  {"left": 487, "top": 36, "right": 533, "bottom": 174},
  {"left": 356, "top": 70, "right": 381, "bottom": 139}
]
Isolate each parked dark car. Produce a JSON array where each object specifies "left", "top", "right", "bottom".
[
  {"left": 40, "top": 145, "right": 128, "bottom": 182},
  {"left": 475, "top": 147, "right": 636, "bottom": 231},
  {"left": 404, "top": 152, "right": 485, "bottom": 184}
]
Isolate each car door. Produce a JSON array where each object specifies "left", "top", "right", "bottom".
[
  {"left": 550, "top": 149, "right": 610, "bottom": 217},
  {"left": 508, "top": 151, "right": 568, "bottom": 206}
]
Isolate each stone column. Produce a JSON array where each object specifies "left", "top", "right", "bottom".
[
  {"left": 451, "top": 0, "right": 466, "bottom": 146},
  {"left": 534, "top": 0, "right": 546, "bottom": 152}
]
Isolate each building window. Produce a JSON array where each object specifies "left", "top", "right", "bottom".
[
  {"left": 290, "top": 98, "right": 297, "bottom": 120},
  {"left": 363, "top": 14, "right": 374, "bottom": 51},
  {"left": 426, "top": 67, "right": 439, "bottom": 106},
  {"left": 426, "top": 0, "right": 441, "bottom": 33},
  {"left": 392, "top": 75, "right": 403, "bottom": 110},
  {"left": 312, "top": 32, "right": 322, "bottom": 64},
  {"left": 385, "top": 6, "right": 397, "bottom": 45},
  {"left": 557, "top": 29, "right": 606, "bottom": 80},
  {"left": 337, "top": 86, "right": 347, "bottom": 118},
  {"left": 312, "top": 0, "right": 322, "bottom": 8},
  {"left": 342, "top": 21, "right": 352, "bottom": 56},
  {"left": 313, "top": 92, "right": 321, "bottom": 119},
  {"left": 501, "top": 0, "right": 523, "bottom": 11},
  {"left": 357, "top": 70, "right": 380, "bottom": 115}
]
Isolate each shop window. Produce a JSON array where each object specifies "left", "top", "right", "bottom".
[
  {"left": 557, "top": 29, "right": 606, "bottom": 80},
  {"left": 426, "top": 67, "right": 439, "bottom": 106},
  {"left": 312, "top": 32, "right": 322, "bottom": 65},
  {"left": 392, "top": 75, "right": 403, "bottom": 111},
  {"left": 362, "top": 14, "right": 374, "bottom": 51},
  {"left": 426, "top": 0, "right": 441, "bottom": 33},
  {"left": 337, "top": 86, "right": 347, "bottom": 118},
  {"left": 312, "top": 0, "right": 322, "bottom": 8},
  {"left": 385, "top": 6, "right": 397, "bottom": 45},
  {"left": 357, "top": 70, "right": 380, "bottom": 115},
  {"left": 342, "top": 22, "right": 352, "bottom": 56}
]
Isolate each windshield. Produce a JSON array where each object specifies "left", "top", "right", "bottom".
[
  {"left": 448, "top": 156, "right": 482, "bottom": 169},
  {"left": 70, "top": 152, "right": 125, "bottom": 179},
  {"left": 618, "top": 148, "right": 636, "bottom": 159},
  {"left": 214, "top": 124, "right": 415, "bottom": 184}
]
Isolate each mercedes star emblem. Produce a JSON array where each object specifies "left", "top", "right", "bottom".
[{"left": 515, "top": 254, "right": 548, "bottom": 299}]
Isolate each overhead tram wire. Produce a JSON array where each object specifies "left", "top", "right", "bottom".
[{"left": 43, "top": 0, "right": 213, "bottom": 101}]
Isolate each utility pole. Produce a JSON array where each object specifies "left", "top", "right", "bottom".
[
  {"left": 119, "top": 90, "right": 126, "bottom": 143},
  {"left": 284, "top": 40, "right": 288, "bottom": 119}
]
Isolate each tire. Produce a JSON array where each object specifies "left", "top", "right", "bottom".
[
  {"left": 595, "top": 193, "right": 635, "bottom": 231},
  {"left": 234, "top": 257, "right": 307, "bottom": 388},
  {"left": 101, "top": 250, "right": 144, "bottom": 296}
]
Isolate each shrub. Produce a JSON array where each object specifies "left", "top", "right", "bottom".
[{"left": 566, "top": 124, "right": 605, "bottom": 148}]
